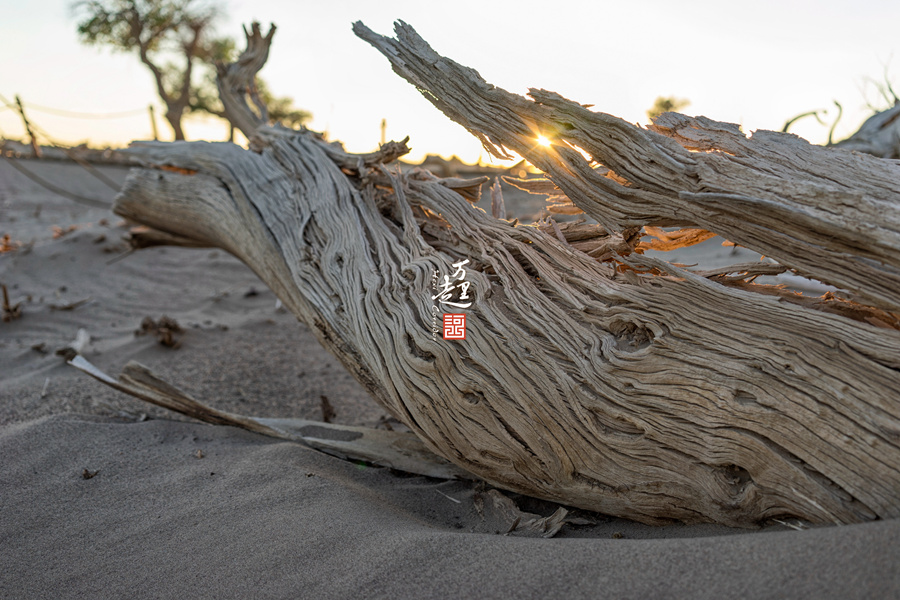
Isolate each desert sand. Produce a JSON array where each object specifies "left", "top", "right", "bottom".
[{"left": 1, "top": 158, "right": 898, "bottom": 599}]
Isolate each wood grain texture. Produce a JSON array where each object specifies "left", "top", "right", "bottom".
[{"left": 113, "top": 21, "right": 900, "bottom": 527}]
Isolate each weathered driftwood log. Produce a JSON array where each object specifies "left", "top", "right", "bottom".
[{"left": 111, "top": 22, "right": 900, "bottom": 527}]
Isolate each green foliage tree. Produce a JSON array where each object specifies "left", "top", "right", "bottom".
[
  {"left": 74, "top": 0, "right": 310, "bottom": 140},
  {"left": 647, "top": 96, "right": 690, "bottom": 121}
]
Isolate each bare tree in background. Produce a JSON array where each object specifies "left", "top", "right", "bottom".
[{"left": 74, "top": 0, "right": 309, "bottom": 140}]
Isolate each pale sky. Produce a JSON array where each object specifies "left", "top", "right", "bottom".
[{"left": 2, "top": 0, "right": 899, "bottom": 164}]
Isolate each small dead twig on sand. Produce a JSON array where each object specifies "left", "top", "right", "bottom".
[
  {"left": 49, "top": 298, "right": 91, "bottom": 311},
  {"left": 2, "top": 284, "right": 22, "bottom": 322},
  {"left": 135, "top": 316, "right": 183, "bottom": 348},
  {"left": 1, "top": 234, "right": 23, "bottom": 253},
  {"left": 320, "top": 395, "right": 336, "bottom": 423},
  {"left": 105, "top": 248, "right": 136, "bottom": 265},
  {"left": 436, "top": 489, "right": 462, "bottom": 504},
  {"left": 51, "top": 225, "right": 79, "bottom": 239}
]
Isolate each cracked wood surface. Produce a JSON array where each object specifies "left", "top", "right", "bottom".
[{"left": 111, "top": 21, "right": 900, "bottom": 527}]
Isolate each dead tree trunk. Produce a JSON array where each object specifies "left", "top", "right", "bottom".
[
  {"left": 832, "top": 101, "right": 900, "bottom": 158},
  {"left": 111, "top": 21, "right": 900, "bottom": 527}
]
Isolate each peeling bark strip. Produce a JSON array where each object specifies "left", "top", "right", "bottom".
[
  {"left": 68, "top": 356, "right": 472, "bottom": 481},
  {"left": 110, "top": 22, "right": 900, "bottom": 527}
]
